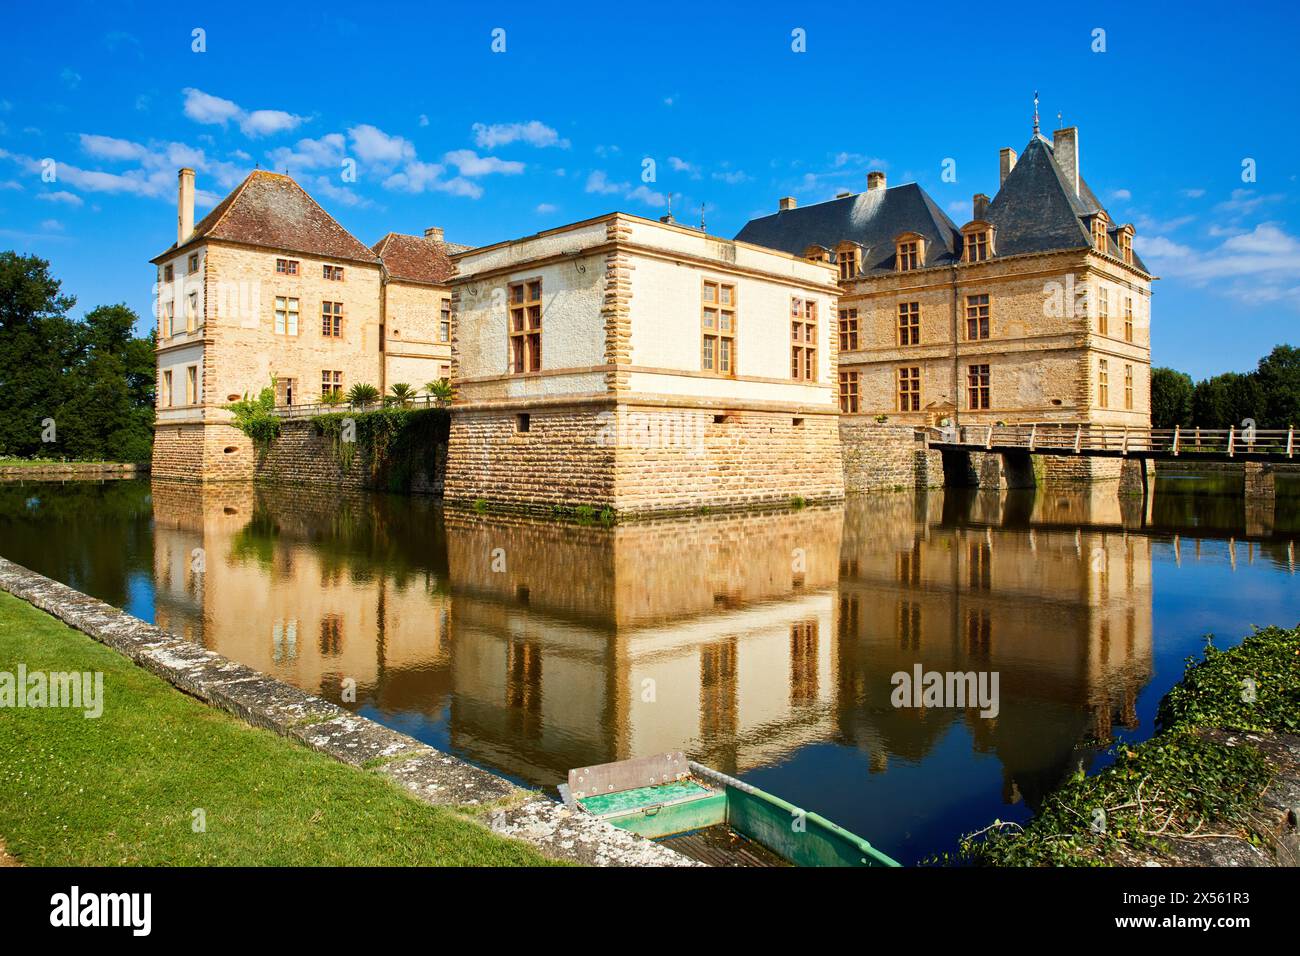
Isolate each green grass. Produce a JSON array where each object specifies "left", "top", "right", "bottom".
[{"left": 0, "top": 591, "right": 562, "bottom": 866}]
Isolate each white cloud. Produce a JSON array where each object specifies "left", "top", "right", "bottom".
[
  {"left": 40, "top": 219, "right": 63, "bottom": 231},
  {"left": 444, "top": 149, "right": 524, "bottom": 177},
  {"left": 418, "top": 114, "right": 429, "bottom": 127},
  {"left": 0, "top": 179, "right": 22, "bottom": 191},
  {"left": 182, "top": 87, "right": 305, "bottom": 138},
  {"left": 1110, "top": 188, "right": 1132, "bottom": 201},
  {"left": 35, "top": 190, "right": 83, "bottom": 206},
  {"left": 712, "top": 170, "right": 750, "bottom": 185},
  {"left": 472, "top": 121, "right": 569, "bottom": 150},
  {"left": 1138, "top": 221, "right": 1300, "bottom": 308},
  {"left": 60, "top": 68, "right": 81, "bottom": 90},
  {"left": 536, "top": 203, "right": 557, "bottom": 214},
  {"left": 1181, "top": 188, "right": 1206, "bottom": 199},
  {"left": 626, "top": 185, "right": 665, "bottom": 207},
  {"left": 240, "top": 109, "right": 303, "bottom": 138},
  {"left": 267, "top": 133, "right": 347, "bottom": 173},
  {"left": 382, "top": 160, "right": 482, "bottom": 199},
  {"left": 79, "top": 134, "right": 148, "bottom": 161},
  {"left": 348, "top": 124, "right": 415, "bottom": 166},
  {"left": 585, "top": 170, "right": 625, "bottom": 195}
]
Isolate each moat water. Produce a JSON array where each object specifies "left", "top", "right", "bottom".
[{"left": 1, "top": 475, "right": 1297, "bottom": 864}]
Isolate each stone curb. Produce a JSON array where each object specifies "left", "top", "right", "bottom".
[{"left": 0, "top": 557, "right": 695, "bottom": 867}]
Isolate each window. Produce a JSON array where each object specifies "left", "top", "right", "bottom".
[
  {"left": 516, "top": 413, "right": 531, "bottom": 433},
  {"left": 896, "top": 239, "right": 920, "bottom": 272},
  {"left": 186, "top": 292, "right": 198, "bottom": 332},
  {"left": 274, "top": 296, "right": 299, "bottom": 335},
  {"left": 898, "top": 366, "right": 921, "bottom": 412},
  {"left": 967, "top": 364, "right": 990, "bottom": 410},
  {"left": 439, "top": 298, "right": 451, "bottom": 343},
  {"left": 163, "top": 370, "right": 173, "bottom": 407},
  {"left": 1123, "top": 297, "right": 1134, "bottom": 343},
  {"left": 837, "top": 246, "right": 859, "bottom": 281},
  {"left": 804, "top": 245, "right": 830, "bottom": 263},
  {"left": 163, "top": 264, "right": 174, "bottom": 282},
  {"left": 275, "top": 377, "right": 297, "bottom": 406},
  {"left": 1118, "top": 227, "right": 1134, "bottom": 265},
  {"left": 790, "top": 297, "right": 817, "bottom": 381},
  {"left": 701, "top": 280, "right": 736, "bottom": 375},
  {"left": 509, "top": 279, "right": 543, "bottom": 373},
  {"left": 965, "top": 294, "right": 990, "bottom": 340},
  {"left": 963, "top": 229, "right": 990, "bottom": 262},
  {"left": 898, "top": 302, "right": 920, "bottom": 346},
  {"left": 185, "top": 365, "right": 198, "bottom": 405},
  {"left": 188, "top": 253, "right": 199, "bottom": 274},
  {"left": 163, "top": 301, "right": 175, "bottom": 337},
  {"left": 321, "top": 370, "right": 343, "bottom": 399},
  {"left": 838, "top": 308, "right": 859, "bottom": 352},
  {"left": 1091, "top": 215, "right": 1109, "bottom": 253},
  {"left": 323, "top": 264, "right": 344, "bottom": 281},
  {"left": 1098, "top": 359, "right": 1109, "bottom": 408},
  {"left": 1098, "top": 287, "right": 1110, "bottom": 336},
  {"left": 839, "top": 370, "right": 859, "bottom": 413},
  {"left": 1124, "top": 364, "right": 1134, "bottom": 410},
  {"left": 321, "top": 301, "right": 343, "bottom": 337},
  {"left": 276, "top": 258, "right": 299, "bottom": 276}
]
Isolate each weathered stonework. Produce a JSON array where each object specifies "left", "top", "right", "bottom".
[{"left": 840, "top": 418, "right": 941, "bottom": 493}]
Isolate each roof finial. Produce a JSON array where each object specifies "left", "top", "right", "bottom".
[
  {"left": 1032, "top": 90, "right": 1040, "bottom": 136},
  {"left": 700, "top": 202, "right": 706, "bottom": 233},
  {"left": 1056, "top": 110, "right": 1063, "bottom": 131},
  {"left": 667, "top": 192, "right": 673, "bottom": 219}
]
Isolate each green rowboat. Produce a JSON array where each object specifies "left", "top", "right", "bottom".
[{"left": 560, "top": 752, "right": 899, "bottom": 867}]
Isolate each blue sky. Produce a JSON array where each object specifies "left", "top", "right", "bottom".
[{"left": 1, "top": 0, "right": 1296, "bottom": 380}]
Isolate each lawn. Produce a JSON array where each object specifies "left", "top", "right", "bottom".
[{"left": 0, "top": 591, "right": 561, "bottom": 866}]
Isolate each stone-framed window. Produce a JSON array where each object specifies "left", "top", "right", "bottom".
[
  {"left": 839, "top": 308, "right": 859, "bottom": 352},
  {"left": 961, "top": 223, "right": 994, "bottom": 263},
  {"left": 163, "top": 300, "right": 175, "bottom": 337},
  {"left": 1098, "top": 286, "right": 1110, "bottom": 336},
  {"left": 321, "top": 301, "right": 343, "bottom": 337},
  {"left": 803, "top": 244, "right": 831, "bottom": 264},
  {"left": 965, "top": 294, "right": 990, "bottom": 341},
  {"left": 895, "top": 233, "right": 924, "bottom": 272},
  {"left": 1098, "top": 359, "right": 1110, "bottom": 408},
  {"left": 274, "top": 296, "right": 300, "bottom": 335},
  {"left": 275, "top": 376, "right": 297, "bottom": 406},
  {"left": 276, "top": 258, "right": 299, "bottom": 276},
  {"left": 163, "top": 264, "right": 174, "bottom": 282},
  {"left": 186, "top": 291, "right": 199, "bottom": 332},
  {"left": 701, "top": 279, "right": 736, "bottom": 376},
  {"left": 188, "top": 253, "right": 199, "bottom": 274},
  {"left": 508, "top": 278, "right": 543, "bottom": 374},
  {"left": 790, "top": 297, "right": 817, "bottom": 381},
  {"left": 439, "top": 298, "right": 451, "bottom": 343},
  {"left": 1117, "top": 225, "right": 1134, "bottom": 266},
  {"left": 185, "top": 365, "right": 198, "bottom": 405},
  {"left": 323, "top": 264, "right": 344, "bottom": 281},
  {"left": 967, "top": 363, "right": 990, "bottom": 410},
  {"left": 1090, "top": 213, "right": 1110, "bottom": 254},
  {"left": 897, "top": 302, "right": 920, "bottom": 346},
  {"left": 1125, "top": 364, "right": 1134, "bottom": 410},
  {"left": 1123, "top": 296, "right": 1134, "bottom": 343},
  {"left": 321, "top": 370, "right": 343, "bottom": 399},
  {"left": 163, "top": 369, "right": 173, "bottom": 407},
  {"left": 898, "top": 366, "right": 921, "bottom": 412},
  {"left": 838, "top": 370, "right": 859, "bottom": 413},
  {"left": 836, "top": 242, "right": 860, "bottom": 281}
]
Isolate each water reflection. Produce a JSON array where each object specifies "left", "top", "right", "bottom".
[{"left": 1, "top": 476, "right": 1296, "bottom": 862}]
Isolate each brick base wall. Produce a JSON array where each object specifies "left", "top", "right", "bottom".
[
  {"left": 444, "top": 401, "right": 844, "bottom": 516},
  {"left": 258, "top": 419, "right": 445, "bottom": 495},
  {"left": 151, "top": 422, "right": 255, "bottom": 482},
  {"left": 1039, "top": 455, "right": 1124, "bottom": 482}
]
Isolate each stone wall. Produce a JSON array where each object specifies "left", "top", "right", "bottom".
[
  {"left": 152, "top": 421, "right": 255, "bottom": 482},
  {"left": 840, "top": 418, "right": 941, "bottom": 493},
  {"left": 254, "top": 415, "right": 446, "bottom": 495}
]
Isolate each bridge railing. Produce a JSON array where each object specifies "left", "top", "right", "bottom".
[
  {"left": 270, "top": 394, "right": 450, "bottom": 420},
  {"left": 930, "top": 422, "right": 1296, "bottom": 458}
]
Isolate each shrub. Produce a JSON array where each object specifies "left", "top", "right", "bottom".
[
  {"left": 347, "top": 383, "right": 380, "bottom": 407},
  {"left": 425, "top": 378, "right": 453, "bottom": 407},
  {"left": 226, "top": 386, "right": 280, "bottom": 452},
  {"left": 388, "top": 383, "right": 415, "bottom": 407}
]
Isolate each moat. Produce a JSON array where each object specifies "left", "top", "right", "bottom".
[{"left": 1, "top": 475, "right": 1297, "bottom": 864}]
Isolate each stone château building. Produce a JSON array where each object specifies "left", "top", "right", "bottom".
[{"left": 150, "top": 168, "right": 459, "bottom": 480}]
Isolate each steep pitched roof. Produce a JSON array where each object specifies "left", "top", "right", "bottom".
[
  {"left": 986, "top": 135, "right": 1149, "bottom": 272},
  {"left": 152, "top": 170, "right": 380, "bottom": 265},
  {"left": 371, "top": 232, "right": 457, "bottom": 285},
  {"left": 734, "top": 182, "right": 961, "bottom": 274}
]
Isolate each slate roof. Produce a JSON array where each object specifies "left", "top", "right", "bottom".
[
  {"left": 152, "top": 170, "right": 381, "bottom": 265},
  {"left": 371, "top": 232, "right": 457, "bottom": 285},
  {"left": 735, "top": 183, "right": 962, "bottom": 275},
  {"left": 735, "top": 135, "right": 1148, "bottom": 275}
]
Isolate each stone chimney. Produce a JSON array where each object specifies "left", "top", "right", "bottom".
[
  {"left": 779, "top": 196, "right": 797, "bottom": 211},
  {"left": 424, "top": 226, "right": 444, "bottom": 242},
  {"left": 999, "top": 148, "right": 1017, "bottom": 187},
  {"left": 1053, "top": 126, "right": 1079, "bottom": 196},
  {"left": 867, "top": 170, "right": 887, "bottom": 192},
  {"left": 177, "top": 168, "right": 195, "bottom": 246},
  {"left": 973, "top": 193, "right": 990, "bottom": 220}
]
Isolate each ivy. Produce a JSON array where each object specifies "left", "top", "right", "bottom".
[
  {"left": 309, "top": 407, "right": 449, "bottom": 493},
  {"left": 226, "top": 387, "right": 281, "bottom": 453}
]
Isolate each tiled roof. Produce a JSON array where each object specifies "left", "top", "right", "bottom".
[
  {"left": 371, "top": 232, "right": 457, "bottom": 285},
  {"left": 152, "top": 170, "right": 380, "bottom": 265},
  {"left": 734, "top": 183, "right": 962, "bottom": 274}
]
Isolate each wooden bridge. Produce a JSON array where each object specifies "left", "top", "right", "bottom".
[{"left": 926, "top": 422, "right": 1296, "bottom": 462}]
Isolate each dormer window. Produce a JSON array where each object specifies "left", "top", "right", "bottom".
[
  {"left": 804, "top": 244, "right": 831, "bottom": 263},
  {"left": 1090, "top": 212, "right": 1110, "bottom": 254},
  {"left": 835, "top": 242, "right": 861, "bottom": 280},
  {"left": 960, "top": 222, "right": 995, "bottom": 263},
  {"left": 895, "top": 233, "right": 924, "bottom": 272},
  {"left": 1117, "top": 225, "right": 1134, "bottom": 266}
]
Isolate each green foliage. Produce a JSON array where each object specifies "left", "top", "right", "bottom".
[
  {"left": 945, "top": 625, "right": 1299, "bottom": 866},
  {"left": 225, "top": 386, "right": 281, "bottom": 452},
  {"left": 388, "top": 383, "right": 415, "bottom": 407},
  {"left": 0, "top": 253, "right": 154, "bottom": 462},
  {"left": 310, "top": 407, "right": 449, "bottom": 493},
  {"left": 425, "top": 378, "right": 453, "bottom": 406},
  {"left": 790, "top": 495, "right": 807, "bottom": 510},
  {"left": 1177, "top": 344, "right": 1299, "bottom": 429},
  {"left": 1150, "top": 367, "right": 1193, "bottom": 428},
  {"left": 319, "top": 390, "right": 344, "bottom": 406},
  {"left": 472, "top": 498, "right": 488, "bottom": 513},
  {"left": 347, "top": 382, "right": 381, "bottom": 407}
]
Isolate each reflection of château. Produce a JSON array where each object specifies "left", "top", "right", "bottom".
[{"left": 148, "top": 482, "right": 1152, "bottom": 800}]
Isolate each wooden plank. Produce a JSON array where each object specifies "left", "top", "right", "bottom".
[{"left": 568, "top": 751, "right": 689, "bottom": 800}]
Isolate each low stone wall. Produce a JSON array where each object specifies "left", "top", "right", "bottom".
[
  {"left": 840, "top": 418, "right": 941, "bottom": 493},
  {"left": 258, "top": 415, "right": 446, "bottom": 495},
  {"left": 152, "top": 421, "right": 255, "bottom": 482},
  {"left": 0, "top": 462, "right": 148, "bottom": 482},
  {"left": 0, "top": 556, "right": 691, "bottom": 867}
]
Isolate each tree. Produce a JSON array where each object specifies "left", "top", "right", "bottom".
[
  {"left": 347, "top": 383, "right": 380, "bottom": 407},
  {"left": 1150, "top": 367, "right": 1193, "bottom": 428},
  {"left": 1255, "top": 344, "right": 1300, "bottom": 428},
  {"left": 60, "top": 304, "right": 156, "bottom": 462},
  {"left": 0, "top": 252, "right": 76, "bottom": 456}
]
